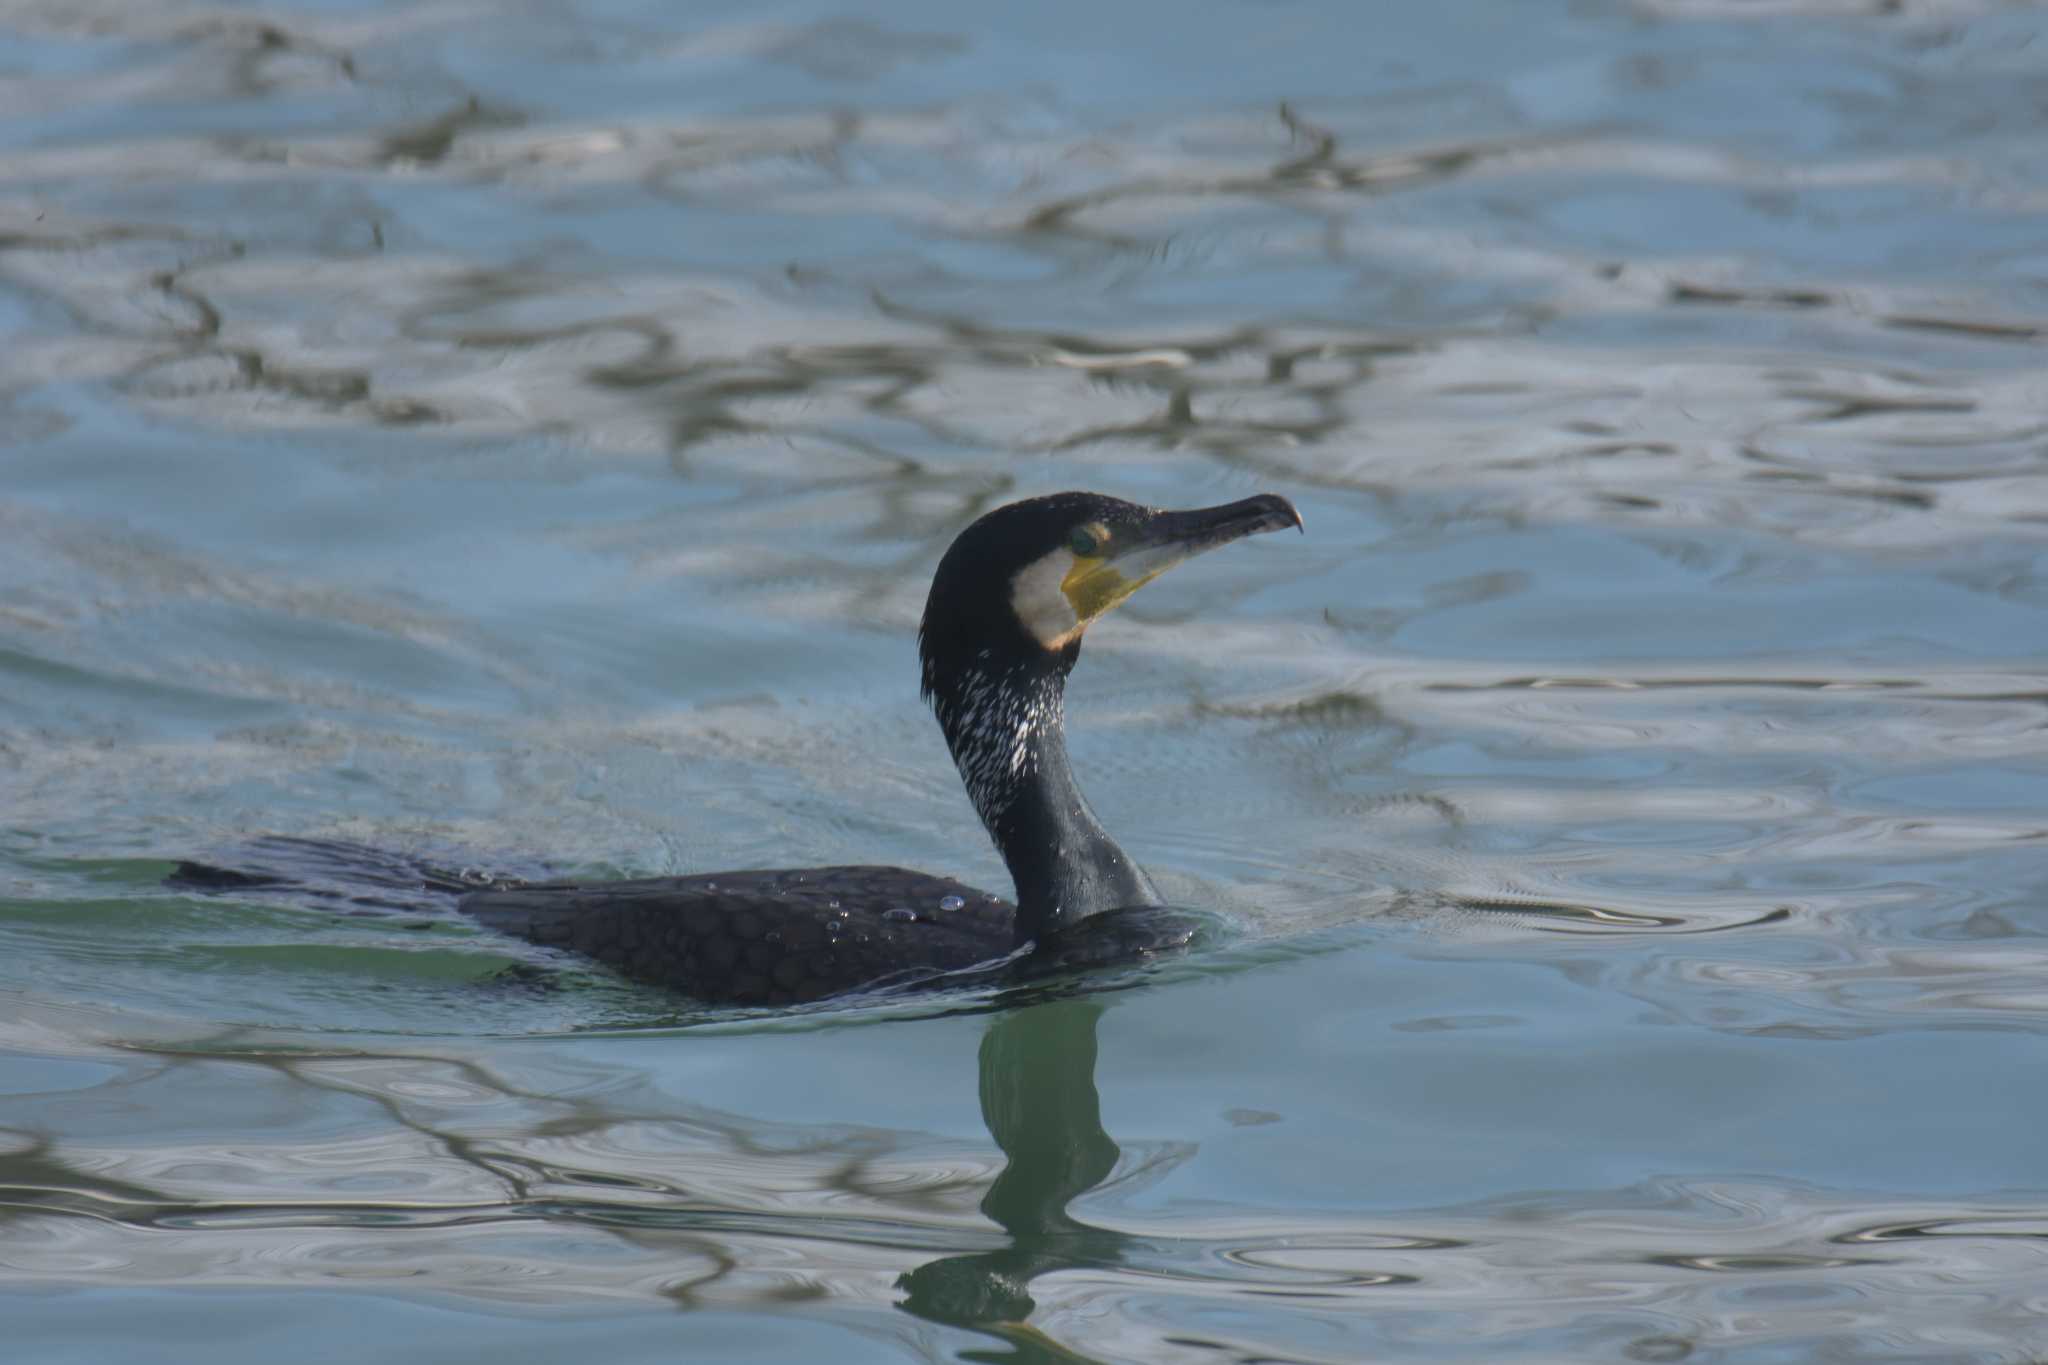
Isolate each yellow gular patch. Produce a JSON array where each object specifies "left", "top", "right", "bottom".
[
  {"left": 1059, "top": 554, "right": 1138, "bottom": 627},
  {"left": 1011, "top": 537, "right": 1181, "bottom": 651}
]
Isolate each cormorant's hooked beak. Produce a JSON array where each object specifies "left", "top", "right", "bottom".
[{"left": 1060, "top": 493, "right": 1302, "bottom": 628}]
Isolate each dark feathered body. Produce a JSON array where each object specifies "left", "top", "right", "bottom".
[
  {"left": 169, "top": 838, "right": 1214, "bottom": 1005},
  {"left": 461, "top": 866, "right": 1016, "bottom": 1005}
]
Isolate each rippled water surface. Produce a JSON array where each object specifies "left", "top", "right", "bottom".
[{"left": 5, "top": 0, "right": 2048, "bottom": 1360}]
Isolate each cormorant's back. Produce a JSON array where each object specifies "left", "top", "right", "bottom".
[{"left": 461, "top": 866, "right": 1014, "bottom": 1005}]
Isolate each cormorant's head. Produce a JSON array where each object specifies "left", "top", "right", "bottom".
[{"left": 919, "top": 491, "right": 1303, "bottom": 683}]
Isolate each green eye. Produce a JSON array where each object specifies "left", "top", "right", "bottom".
[{"left": 1068, "top": 527, "right": 1101, "bottom": 557}]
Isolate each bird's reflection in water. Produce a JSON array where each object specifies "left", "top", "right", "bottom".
[{"left": 898, "top": 998, "right": 1138, "bottom": 1360}]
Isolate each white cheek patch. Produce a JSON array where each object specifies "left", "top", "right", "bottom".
[{"left": 1009, "top": 548, "right": 1081, "bottom": 649}]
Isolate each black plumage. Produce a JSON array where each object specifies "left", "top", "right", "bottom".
[
  {"left": 461, "top": 867, "right": 1016, "bottom": 1003},
  {"left": 172, "top": 491, "right": 1301, "bottom": 1005}
]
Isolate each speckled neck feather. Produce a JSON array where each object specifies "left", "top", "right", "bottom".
[{"left": 922, "top": 645, "right": 1159, "bottom": 947}]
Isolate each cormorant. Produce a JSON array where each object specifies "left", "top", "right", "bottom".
[{"left": 174, "top": 491, "right": 1302, "bottom": 1005}]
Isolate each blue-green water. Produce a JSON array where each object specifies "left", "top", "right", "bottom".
[{"left": 5, "top": 0, "right": 2048, "bottom": 1360}]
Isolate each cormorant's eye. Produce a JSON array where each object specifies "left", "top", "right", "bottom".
[{"left": 1068, "top": 526, "right": 1101, "bottom": 557}]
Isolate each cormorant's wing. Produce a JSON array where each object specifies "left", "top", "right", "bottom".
[{"left": 459, "top": 866, "right": 1017, "bottom": 1006}]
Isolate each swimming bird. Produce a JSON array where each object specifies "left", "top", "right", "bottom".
[{"left": 175, "top": 492, "right": 1301, "bottom": 1005}]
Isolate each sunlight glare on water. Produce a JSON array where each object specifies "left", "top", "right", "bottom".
[{"left": 3, "top": 0, "right": 2048, "bottom": 1361}]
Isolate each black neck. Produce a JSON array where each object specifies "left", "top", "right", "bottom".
[{"left": 928, "top": 655, "right": 1159, "bottom": 947}]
